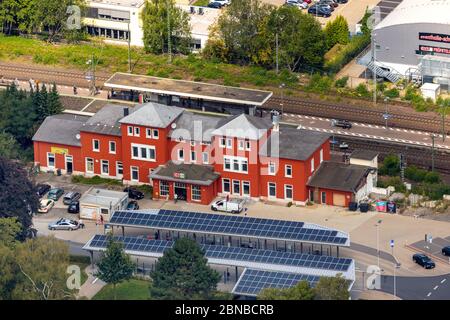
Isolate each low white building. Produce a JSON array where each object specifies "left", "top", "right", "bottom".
[{"left": 79, "top": 187, "right": 129, "bottom": 222}]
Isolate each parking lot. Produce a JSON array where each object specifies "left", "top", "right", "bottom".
[{"left": 409, "top": 237, "right": 450, "bottom": 262}]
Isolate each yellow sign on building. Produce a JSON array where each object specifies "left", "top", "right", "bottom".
[{"left": 51, "top": 147, "right": 69, "bottom": 155}]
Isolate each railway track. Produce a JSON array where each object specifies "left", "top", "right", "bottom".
[{"left": 265, "top": 96, "right": 448, "bottom": 134}]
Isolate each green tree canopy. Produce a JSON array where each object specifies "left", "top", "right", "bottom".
[
  {"left": 324, "top": 15, "right": 349, "bottom": 49},
  {"left": 95, "top": 235, "right": 135, "bottom": 300},
  {"left": 379, "top": 154, "right": 400, "bottom": 176},
  {"left": 314, "top": 275, "right": 350, "bottom": 300},
  {"left": 0, "top": 132, "right": 21, "bottom": 159},
  {"left": 0, "top": 217, "right": 22, "bottom": 248},
  {"left": 258, "top": 280, "right": 315, "bottom": 300},
  {"left": 141, "top": 0, "right": 192, "bottom": 55},
  {"left": 150, "top": 238, "right": 221, "bottom": 299}
]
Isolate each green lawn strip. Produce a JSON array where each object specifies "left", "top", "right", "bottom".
[
  {"left": 193, "top": 0, "right": 209, "bottom": 6},
  {"left": 69, "top": 255, "right": 90, "bottom": 286},
  {"left": 93, "top": 279, "right": 151, "bottom": 300}
]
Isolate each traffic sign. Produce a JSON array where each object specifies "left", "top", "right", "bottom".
[
  {"left": 390, "top": 239, "right": 394, "bottom": 248},
  {"left": 383, "top": 113, "right": 392, "bottom": 120}
]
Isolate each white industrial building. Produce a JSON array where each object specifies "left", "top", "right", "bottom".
[
  {"left": 83, "top": 0, "right": 220, "bottom": 51},
  {"left": 361, "top": 0, "right": 450, "bottom": 88},
  {"left": 79, "top": 187, "right": 129, "bottom": 221}
]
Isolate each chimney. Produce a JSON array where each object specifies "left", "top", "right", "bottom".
[
  {"left": 271, "top": 110, "right": 280, "bottom": 132},
  {"left": 123, "top": 107, "right": 129, "bottom": 117}
]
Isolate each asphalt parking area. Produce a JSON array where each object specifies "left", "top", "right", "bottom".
[{"left": 409, "top": 237, "right": 450, "bottom": 261}]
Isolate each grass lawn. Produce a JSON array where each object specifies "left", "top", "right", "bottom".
[
  {"left": 69, "top": 255, "right": 90, "bottom": 286},
  {"left": 193, "top": 0, "right": 210, "bottom": 6},
  {"left": 0, "top": 35, "right": 297, "bottom": 90},
  {"left": 93, "top": 279, "right": 151, "bottom": 300}
]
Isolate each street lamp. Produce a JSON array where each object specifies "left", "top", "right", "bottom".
[
  {"left": 375, "top": 219, "right": 382, "bottom": 268},
  {"left": 279, "top": 83, "right": 285, "bottom": 117},
  {"left": 383, "top": 97, "right": 391, "bottom": 130}
]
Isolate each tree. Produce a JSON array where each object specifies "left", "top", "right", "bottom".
[
  {"left": 47, "top": 83, "right": 64, "bottom": 116},
  {"left": 141, "top": 0, "right": 191, "bottom": 55},
  {"left": 0, "top": 131, "right": 21, "bottom": 159},
  {"left": 150, "top": 238, "right": 221, "bottom": 300},
  {"left": 0, "top": 157, "right": 39, "bottom": 240},
  {"left": 259, "top": 280, "right": 315, "bottom": 300},
  {"left": 314, "top": 275, "right": 350, "bottom": 300},
  {"left": 11, "top": 236, "right": 75, "bottom": 300},
  {"left": 379, "top": 154, "right": 400, "bottom": 176},
  {"left": 95, "top": 235, "right": 135, "bottom": 300},
  {"left": 324, "top": 15, "right": 349, "bottom": 49},
  {"left": 0, "top": 217, "right": 22, "bottom": 248}
]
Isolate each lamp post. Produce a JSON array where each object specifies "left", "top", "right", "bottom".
[
  {"left": 383, "top": 97, "right": 391, "bottom": 130},
  {"left": 279, "top": 83, "right": 285, "bottom": 117},
  {"left": 430, "top": 133, "right": 436, "bottom": 172},
  {"left": 375, "top": 219, "right": 382, "bottom": 268}
]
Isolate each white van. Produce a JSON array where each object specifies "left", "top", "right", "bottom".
[{"left": 211, "top": 198, "right": 244, "bottom": 214}]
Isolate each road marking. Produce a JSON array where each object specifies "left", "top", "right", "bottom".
[
  {"left": 441, "top": 279, "right": 446, "bottom": 284},
  {"left": 427, "top": 292, "right": 432, "bottom": 297},
  {"left": 433, "top": 285, "right": 439, "bottom": 290}
]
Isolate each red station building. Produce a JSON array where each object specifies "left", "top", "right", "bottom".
[{"left": 33, "top": 102, "right": 375, "bottom": 206}]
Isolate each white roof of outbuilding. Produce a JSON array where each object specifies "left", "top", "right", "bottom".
[{"left": 374, "top": 0, "right": 450, "bottom": 30}]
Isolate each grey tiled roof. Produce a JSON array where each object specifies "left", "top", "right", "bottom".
[
  {"left": 212, "top": 114, "right": 272, "bottom": 140},
  {"left": 32, "top": 114, "right": 89, "bottom": 147},
  {"left": 350, "top": 150, "right": 379, "bottom": 161},
  {"left": 260, "top": 126, "right": 330, "bottom": 161},
  {"left": 150, "top": 161, "right": 220, "bottom": 186},
  {"left": 169, "top": 112, "right": 224, "bottom": 143},
  {"left": 81, "top": 104, "right": 130, "bottom": 136},
  {"left": 119, "top": 102, "right": 183, "bottom": 128},
  {"left": 307, "top": 161, "right": 371, "bottom": 193}
]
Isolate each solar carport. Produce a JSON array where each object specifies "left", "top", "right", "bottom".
[
  {"left": 107, "top": 209, "right": 350, "bottom": 256},
  {"left": 83, "top": 234, "right": 355, "bottom": 297}
]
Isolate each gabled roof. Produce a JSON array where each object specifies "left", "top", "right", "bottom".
[
  {"left": 32, "top": 114, "right": 89, "bottom": 147},
  {"left": 260, "top": 127, "right": 330, "bottom": 161},
  {"left": 307, "top": 162, "right": 373, "bottom": 193},
  {"left": 119, "top": 102, "right": 183, "bottom": 128},
  {"left": 81, "top": 104, "right": 130, "bottom": 136},
  {"left": 168, "top": 111, "right": 224, "bottom": 143},
  {"left": 150, "top": 161, "right": 220, "bottom": 186},
  {"left": 211, "top": 114, "right": 272, "bottom": 140}
]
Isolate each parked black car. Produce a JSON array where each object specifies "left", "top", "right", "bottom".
[
  {"left": 332, "top": 119, "right": 352, "bottom": 129},
  {"left": 123, "top": 187, "right": 144, "bottom": 200},
  {"left": 68, "top": 201, "right": 80, "bottom": 214},
  {"left": 126, "top": 200, "right": 140, "bottom": 210},
  {"left": 36, "top": 183, "right": 51, "bottom": 197},
  {"left": 336, "top": 0, "right": 348, "bottom": 3},
  {"left": 207, "top": 1, "right": 223, "bottom": 8},
  {"left": 413, "top": 254, "right": 435, "bottom": 269},
  {"left": 307, "top": 5, "right": 331, "bottom": 17},
  {"left": 63, "top": 192, "right": 82, "bottom": 205},
  {"left": 442, "top": 246, "right": 450, "bottom": 256}
]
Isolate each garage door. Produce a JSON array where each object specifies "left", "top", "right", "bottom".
[{"left": 333, "top": 193, "right": 346, "bottom": 206}]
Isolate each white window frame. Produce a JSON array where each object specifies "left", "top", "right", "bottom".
[
  {"left": 92, "top": 139, "right": 100, "bottom": 152},
  {"left": 242, "top": 181, "right": 250, "bottom": 196},
  {"left": 131, "top": 143, "right": 156, "bottom": 162},
  {"left": 116, "top": 161, "right": 123, "bottom": 176},
  {"left": 202, "top": 152, "right": 209, "bottom": 164},
  {"left": 285, "top": 164, "right": 292, "bottom": 178},
  {"left": 85, "top": 157, "right": 94, "bottom": 173},
  {"left": 311, "top": 158, "right": 315, "bottom": 173},
  {"left": 320, "top": 149, "right": 324, "bottom": 163},
  {"left": 238, "top": 139, "right": 245, "bottom": 150},
  {"left": 223, "top": 156, "right": 249, "bottom": 173},
  {"left": 245, "top": 140, "right": 251, "bottom": 151},
  {"left": 146, "top": 128, "right": 152, "bottom": 138},
  {"left": 222, "top": 178, "right": 231, "bottom": 193},
  {"left": 226, "top": 138, "right": 233, "bottom": 149},
  {"left": 134, "top": 127, "right": 140, "bottom": 137},
  {"left": 190, "top": 150, "right": 196, "bottom": 162},
  {"left": 160, "top": 181, "right": 169, "bottom": 196},
  {"left": 127, "top": 126, "right": 133, "bottom": 136},
  {"left": 130, "top": 166, "right": 139, "bottom": 181},
  {"left": 220, "top": 137, "right": 226, "bottom": 148},
  {"left": 191, "top": 185, "right": 201, "bottom": 201},
  {"left": 268, "top": 182, "right": 276, "bottom": 198},
  {"left": 232, "top": 180, "right": 240, "bottom": 195},
  {"left": 101, "top": 160, "right": 109, "bottom": 175},
  {"left": 152, "top": 129, "right": 159, "bottom": 139},
  {"left": 47, "top": 152, "right": 55, "bottom": 168},
  {"left": 268, "top": 162, "right": 276, "bottom": 175},
  {"left": 321, "top": 191, "right": 326, "bottom": 204},
  {"left": 109, "top": 141, "right": 116, "bottom": 154},
  {"left": 284, "top": 184, "right": 293, "bottom": 200},
  {"left": 178, "top": 149, "right": 184, "bottom": 161}
]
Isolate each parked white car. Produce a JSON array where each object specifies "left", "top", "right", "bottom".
[
  {"left": 211, "top": 198, "right": 244, "bottom": 214},
  {"left": 38, "top": 199, "right": 55, "bottom": 213},
  {"left": 285, "top": 0, "right": 308, "bottom": 9},
  {"left": 210, "top": 0, "right": 230, "bottom": 5}
]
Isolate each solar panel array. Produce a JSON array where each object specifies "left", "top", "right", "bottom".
[
  {"left": 86, "top": 235, "right": 352, "bottom": 272},
  {"left": 232, "top": 269, "right": 320, "bottom": 296},
  {"left": 108, "top": 209, "right": 348, "bottom": 245}
]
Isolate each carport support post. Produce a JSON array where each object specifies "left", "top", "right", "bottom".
[
  {"left": 121, "top": 226, "right": 125, "bottom": 237},
  {"left": 300, "top": 243, "right": 303, "bottom": 253},
  {"left": 235, "top": 266, "right": 238, "bottom": 282},
  {"left": 264, "top": 239, "right": 267, "bottom": 250},
  {"left": 321, "top": 245, "right": 323, "bottom": 255},
  {"left": 89, "top": 250, "right": 94, "bottom": 268},
  {"left": 337, "top": 246, "right": 340, "bottom": 257},
  {"left": 285, "top": 241, "right": 287, "bottom": 251}
]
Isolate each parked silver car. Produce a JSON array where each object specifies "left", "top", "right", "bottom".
[{"left": 48, "top": 218, "right": 80, "bottom": 231}]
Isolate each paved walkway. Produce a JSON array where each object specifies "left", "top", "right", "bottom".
[{"left": 77, "top": 265, "right": 106, "bottom": 300}]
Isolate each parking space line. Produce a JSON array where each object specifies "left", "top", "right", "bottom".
[
  {"left": 427, "top": 292, "right": 432, "bottom": 297},
  {"left": 433, "top": 285, "right": 439, "bottom": 290},
  {"left": 441, "top": 279, "right": 446, "bottom": 284}
]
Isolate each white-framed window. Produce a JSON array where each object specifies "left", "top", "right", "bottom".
[
  {"left": 116, "top": 161, "right": 123, "bottom": 176},
  {"left": 245, "top": 140, "right": 251, "bottom": 151},
  {"left": 285, "top": 165, "right": 292, "bottom": 177},
  {"left": 202, "top": 152, "right": 209, "bottom": 164},
  {"left": 153, "top": 129, "right": 159, "bottom": 139},
  {"left": 310, "top": 158, "right": 315, "bottom": 173},
  {"left": 242, "top": 181, "right": 250, "bottom": 196},
  {"left": 226, "top": 138, "right": 233, "bottom": 149},
  {"left": 160, "top": 181, "right": 169, "bottom": 196},
  {"left": 131, "top": 166, "right": 139, "bottom": 181},
  {"left": 146, "top": 128, "right": 152, "bottom": 138},
  {"left": 320, "top": 149, "right": 324, "bottom": 163},
  {"left": 134, "top": 127, "right": 140, "bottom": 137},
  {"left": 190, "top": 151, "right": 196, "bottom": 162},
  {"left": 101, "top": 160, "right": 109, "bottom": 175},
  {"left": 232, "top": 180, "right": 240, "bottom": 195},
  {"left": 131, "top": 143, "right": 156, "bottom": 161},
  {"left": 268, "top": 162, "right": 276, "bottom": 175},
  {"left": 92, "top": 139, "right": 100, "bottom": 152},
  {"left": 109, "top": 141, "right": 116, "bottom": 154},
  {"left": 285, "top": 184, "right": 293, "bottom": 200},
  {"left": 47, "top": 152, "right": 55, "bottom": 168},
  {"left": 268, "top": 182, "right": 276, "bottom": 198},
  {"left": 178, "top": 149, "right": 184, "bottom": 161},
  {"left": 127, "top": 126, "right": 133, "bottom": 136},
  {"left": 222, "top": 178, "right": 230, "bottom": 193},
  {"left": 238, "top": 140, "right": 245, "bottom": 150},
  {"left": 223, "top": 156, "right": 248, "bottom": 173},
  {"left": 85, "top": 157, "right": 94, "bottom": 173},
  {"left": 191, "top": 185, "right": 201, "bottom": 201},
  {"left": 321, "top": 191, "right": 326, "bottom": 204},
  {"left": 220, "top": 137, "right": 226, "bottom": 148}
]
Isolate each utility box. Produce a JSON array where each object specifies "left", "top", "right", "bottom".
[{"left": 420, "top": 83, "right": 440, "bottom": 101}]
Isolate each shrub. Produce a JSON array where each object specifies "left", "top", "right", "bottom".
[
  {"left": 424, "top": 171, "right": 440, "bottom": 184},
  {"left": 412, "top": 183, "right": 450, "bottom": 200},
  {"left": 334, "top": 76, "right": 349, "bottom": 88},
  {"left": 379, "top": 154, "right": 400, "bottom": 176},
  {"left": 355, "top": 83, "right": 371, "bottom": 98},
  {"left": 404, "top": 165, "right": 427, "bottom": 182},
  {"left": 306, "top": 74, "right": 333, "bottom": 94},
  {"left": 384, "top": 88, "right": 400, "bottom": 99},
  {"left": 377, "top": 176, "right": 406, "bottom": 193},
  {"left": 71, "top": 175, "right": 122, "bottom": 186},
  {"left": 324, "top": 34, "right": 370, "bottom": 73}
]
